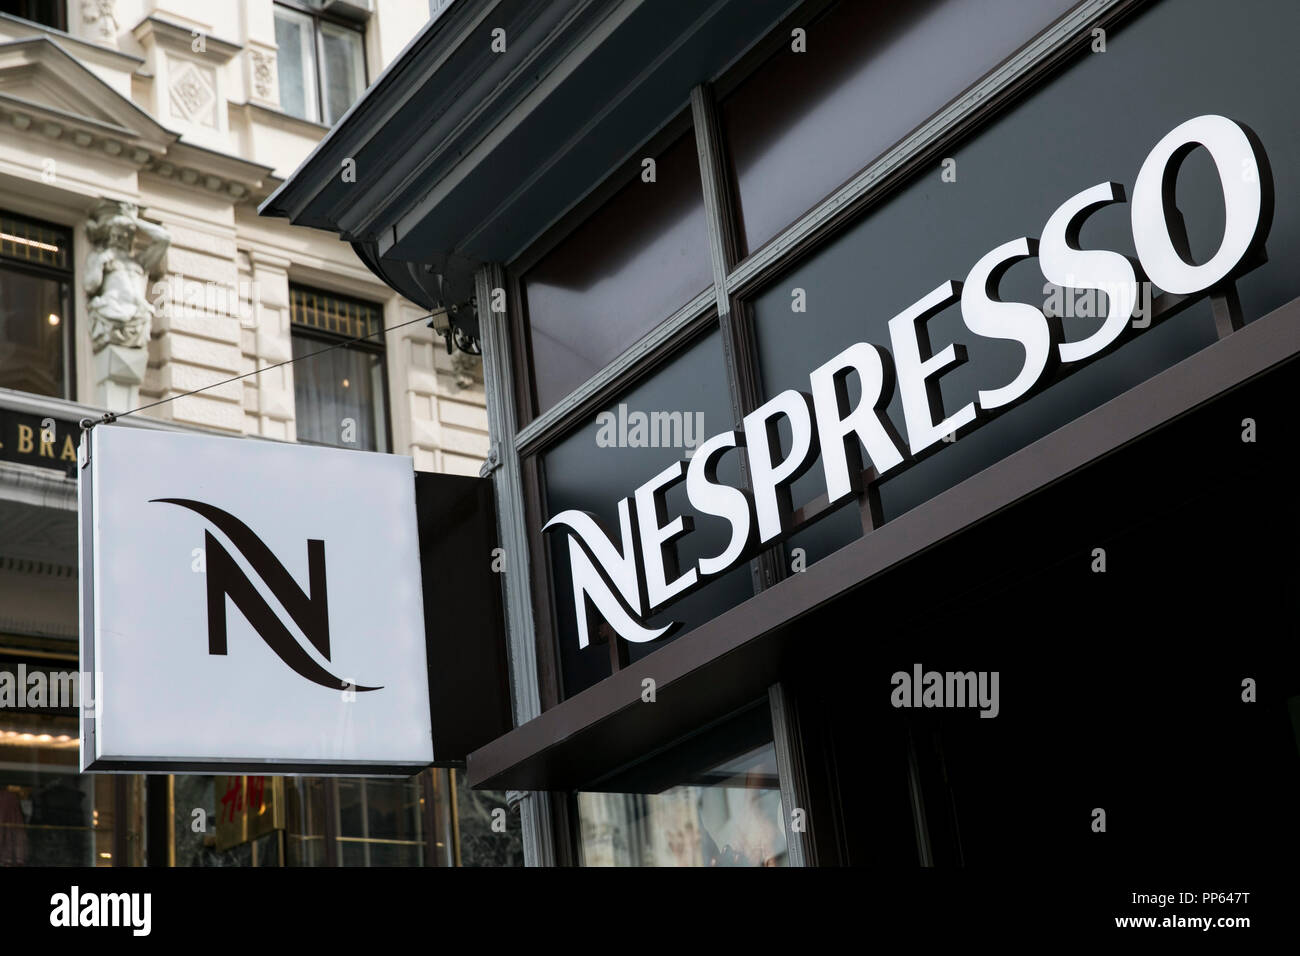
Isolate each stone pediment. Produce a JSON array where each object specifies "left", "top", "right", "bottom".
[
  {"left": 0, "top": 36, "right": 175, "bottom": 154},
  {"left": 0, "top": 36, "right": 272, "bottom": 199}
]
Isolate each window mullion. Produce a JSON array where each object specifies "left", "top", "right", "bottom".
[
  {"left": 314, "top": 17, "right": 327, "bottom": 125},
  {"left": 690, "top": 83, "right": 783, "bottom": 593}
]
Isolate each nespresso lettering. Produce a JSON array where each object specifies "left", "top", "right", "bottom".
[{"left": 545, "top": 115, "right": 1273, "bottom": 649}]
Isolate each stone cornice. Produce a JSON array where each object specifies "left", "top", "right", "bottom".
[
  {"left": 0, "top": 12, "right": 145, "bottom": 73},
  {"left": 131, "top": 15, "right": 244, "bottom": 64}
]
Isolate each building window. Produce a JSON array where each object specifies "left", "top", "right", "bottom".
[
  {"left": 0, "top": 0, "right": 66, "bottom": 31},
  {"left": 289, "top": 285, "right": 388, "bottom": 452},
  {"left": 274, "top": 2, "right": 367, "bottom": 126},
  {"left": 577, "top": 702, "right": 787, "bottom": 866},
  {"left": 0, "top": 212, "right": 73, "bottom": 399}
]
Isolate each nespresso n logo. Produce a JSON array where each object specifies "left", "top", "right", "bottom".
[{"left": 152, "top": 498, "right": 381, "bottom": 692}]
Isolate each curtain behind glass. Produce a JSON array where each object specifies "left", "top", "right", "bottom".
[
  {"left": 320, "top": 22, "right": 366, "bottom": 125},
  {"left": 274, "top": 7, "right": 317, "bottom": 122},
  {"left": 291, "top": 334, "right": 385, "bottom": 452}
]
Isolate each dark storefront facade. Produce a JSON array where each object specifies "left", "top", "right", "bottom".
[{"left": 265, "top": 0, "right": 1300, "bottom": 866}]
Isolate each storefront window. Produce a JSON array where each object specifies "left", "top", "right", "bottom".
[
  {"left": 0, "top": 212, "right": 73, "bottom": 399},
  {"left": 749, "top": 0, "right": 1300, "bottom": 571},
  {"left": 719, "top": 0, "right": 1078, "bottom": 256},
  {"left": 166, "top": 770, "right": 516, "bottom": 867},
  {"left": 336, "top": 777, "right": 424, "bottom": 866},
  {"left": 0, "top": 652, "right": 141, "bottom": 867},
  {"left": 578, "top": 703, "right": 787, "bottom": 866},
  {"left": 522, "top": 126, "right": 711, "bottom": 417},
  {"left": 540, "top": 326, "right": 752, "bottom": 697}
]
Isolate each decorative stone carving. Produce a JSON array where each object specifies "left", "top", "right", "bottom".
[
  {"left": 168, "top": 60, "right": 218, "bottom": 128},
  {"left": 85, "top": 201, "right": 170, "bottom": 410},
  {"left": 249, "top": 50, "right": 275, "bottom": 102},
  {"left": 81, "top": 0, "right": 119, "bottom": 48}
]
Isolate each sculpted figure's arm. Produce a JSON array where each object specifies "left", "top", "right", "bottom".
[
  {"left": 84, "top": 248, "right": 107, "bottom": 295},
  {"left": 134, "top": 216, "right": 171, "bottom": 273}
]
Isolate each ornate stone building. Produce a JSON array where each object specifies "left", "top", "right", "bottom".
[{"left": 0, "top": 0, "right": 501, "bottom": 867}]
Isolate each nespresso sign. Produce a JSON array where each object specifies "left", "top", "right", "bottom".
[
  {"left": 79, "top": 425, "right": 435, "bottom": 773},
  {"left": 545, "top": 115, "right": 1273, "bottom": 647}
]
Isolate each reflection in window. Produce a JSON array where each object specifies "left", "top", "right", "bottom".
[
  {"left": 0, "top": 212, "right": 73, "bottom": 398},
  {"left": 578, "top": 704, "right": 787, "bottom": 866},
  {"left": 523, "top": 127, "right": 711, "bottom": 416},
  {"left": 274, "top": 3, "right": 367, "bottom": 125},
  {"left": 289, "top": 284, "right": 388, "bottom": 452},
  {"left": 747, "top": 0, "right": 1300, "bottom": 573},
  {"left": 337, "top": 777, "right": 424, "bottom": 866},
  {"left": 721, "top": 0, "right": 1078, "bottom": 255},
  {"left": 0, "top": 656, "right": 139, "bottom": 867},
  {"left": 167, "top": 771, "right": 518, "bottom": 867},
  {"left": 541, "top": 327, "right": 753, "bottom": 698}
]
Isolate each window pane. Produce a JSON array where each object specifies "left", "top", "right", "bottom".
[
  {"left": 523, "top": 128, "right": 711, "bottom": 417},
  {"left": 541, "top": 327, "right": 751, "bottom": 698},
  {"left": 0, "top": 660, "right": 123, "bottom": 866},
  {"left": 336, "top": 778, "right": 423, "bottom": 867},
  {"left": 275, "top": 6, "right": 318, "bottom": 122},
  {"left": 721, "top": 0, "right": 1079, "bottom": 255},
  {"left": 291, "top": 335, "right": 387, "bottom": 452},
  {"left": 578, "top": 703, "right": 787, "bottom": 867},
  {"left": 320, "top": 22, "right": 366, "bottom": 126},
  {"left": 0, "top": 267, "right": 67, "bottom": 398},
  {"left": 750, "top": 0, "right": 1300, "bottom": 570}
]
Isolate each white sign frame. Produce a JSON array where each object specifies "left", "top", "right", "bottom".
[{"left": 79, "top": 425, "right": 435, "bottom": 774}]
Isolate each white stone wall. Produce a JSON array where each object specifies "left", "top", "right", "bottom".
[{"left": 0, "top": 1, "right": 488, "bottom": 470}]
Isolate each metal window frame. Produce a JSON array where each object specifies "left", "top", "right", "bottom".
[
  {"left": 273, "top": 0, "right": 369, "bottom": 126},
  {"left": 481, "top": 0, "right": 1137, "bottom": 866}
]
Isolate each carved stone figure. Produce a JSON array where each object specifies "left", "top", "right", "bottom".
[
  {"left": 81, "top": 0, "right": 119, "bottom": 47},
  {"left": 85, "top": 200, "right": 170, "bottom": 350},
  {"left": 84, "top": 200, "right": 170, "bottom": 410}
]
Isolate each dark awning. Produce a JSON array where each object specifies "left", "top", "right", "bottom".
[{"left": 259, "top": 0, "right": 801, "bottom": 308}]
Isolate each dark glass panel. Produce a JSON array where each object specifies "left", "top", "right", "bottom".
[
  {"left": 541, "top": 327, "right": 750, "bottom": 697},
  {"left": 0, "top": 269, "right": 67, "bottom": 397},
  {"left": 524, "top": 130, "right": 711, "bottom": 416},
  {"left": 291, "top": 333, "right": 387, "bottom": 452},
  {"left": 721, "top": 0, "right": 1079, "bottom": 255},
  {"left": 751, "top": 0, "right": 1300, "bottom": 570}
]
